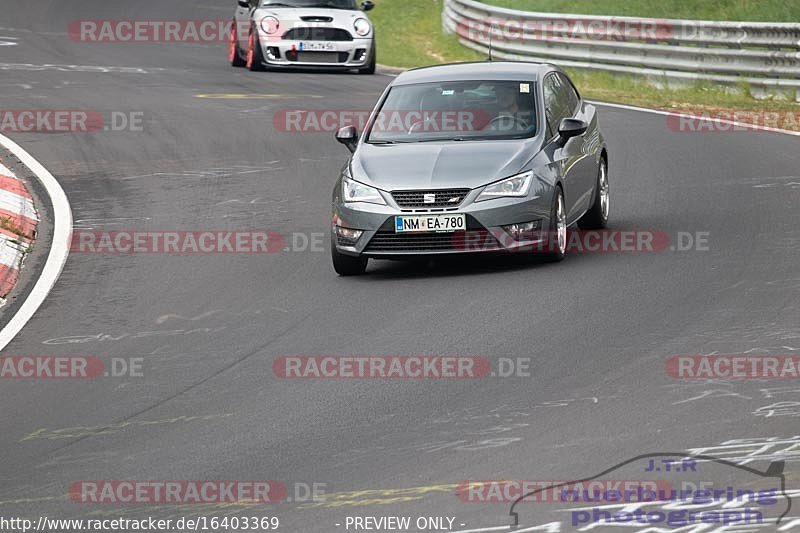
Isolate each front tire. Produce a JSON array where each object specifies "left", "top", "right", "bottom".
[
  {"left": 229, "top": 22, "right": 246, "bottom": 67},
  {"left": 544, "top": 187, "right": 567, "bottom": 262},
  {"left": 332, "top": 246, "right": 368, "bottom": 276},
  {"left": 578, "top": 158, "right": 609, "bottom": 230},
  {"left": 246, "top": 30, "right": 265, "bottom": 72}
]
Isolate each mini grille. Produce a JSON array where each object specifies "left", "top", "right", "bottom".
[{"left": 282, "top": 27, "right": 353, "bottom": 41}]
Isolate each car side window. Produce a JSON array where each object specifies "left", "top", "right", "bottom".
[
  {"left": 557, "top": 73, "right": 580, "bottom": 116},
  {"left": 550, "top": 74, "right": 574, "bottom": 122},
  {"left": 543, "top": 75, "right": 559, "bottom": 139},
  {"left": 544, "top": 73, "right": 582, "bottom": 139}
]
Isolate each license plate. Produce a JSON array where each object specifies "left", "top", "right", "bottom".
[
  {"left": 395, "top": 214, "right": 466, "bottom": 233},
  {"left": 299, "top": 42, "right": 336, "bottom": 51}
]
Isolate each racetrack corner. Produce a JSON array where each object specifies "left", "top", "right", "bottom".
[
  {"left": 0, "top": 155, "right": 39, "bottom": 306},
  {"left": 0, "top": 135, "right": 72, "bottom": 351}
]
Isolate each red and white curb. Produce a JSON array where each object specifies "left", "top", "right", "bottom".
[
  {"left": 0, "top": 133, "right": 72, "bottom": 351},
  {"left": 0, "top": 159, "right": 37, "bottom": 303}
]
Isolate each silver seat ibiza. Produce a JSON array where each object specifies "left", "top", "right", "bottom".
[
  {"left": 331, "top": 61, "right": 610, "bottom": 275},
  {"left": 230, "top": 0, "right": 376, "bottom": 73}
]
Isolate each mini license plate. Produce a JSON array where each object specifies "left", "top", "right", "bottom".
[{"left": 299, "top": 42, "right": 336, "bottom": 51}]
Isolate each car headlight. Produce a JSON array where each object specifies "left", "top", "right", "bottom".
[
  {"left": 342, "top": 177, "right": 386, "bottom": 205},
  {"left": 260, "top": 16, "right": 280, "bottom": 34},
  {"left": 475, "top": 171, "right": 534, "bottom": 202},
  {"left": 354, "top": 18, "right": 371, "bottom": 36}
]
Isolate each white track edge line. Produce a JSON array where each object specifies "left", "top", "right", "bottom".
[
  {"left": 588, "top": 100, "right": 800, "bottom": 137},
  {"left": 0, "top": 133, "right": 72, "bottom": 351}
]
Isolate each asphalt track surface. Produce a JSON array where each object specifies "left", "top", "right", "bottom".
[{"left": 1, "top": 1, "right": 800, "bottom": 532}]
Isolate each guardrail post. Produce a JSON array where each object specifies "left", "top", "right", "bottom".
[{"left": 442, "top": 0, "right": 453, "bottom": 35}]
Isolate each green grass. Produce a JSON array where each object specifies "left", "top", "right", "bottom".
[
  {"left": 482, "top": 0, "right": 800, "bottom": 22},
  {"left": 370, "top": 0, "right": 800, "bottom": 128},
  {"left": 371, "top": 0, "right": 483, "bottom": 68}
]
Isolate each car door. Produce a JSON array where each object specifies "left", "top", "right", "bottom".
[
  {"left": 542, "top": 73, "right": 583, "bottom": 222},
  {"left": 557, "top": 73, "right": 598, "bottom": 218}
]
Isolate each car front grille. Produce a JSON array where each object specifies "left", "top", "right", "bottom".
[
  {"left": 286, "top": 51, "right": 349, "bottom": 63},
  {"left": 391, "top": 189, "right": 470, "bottom": 209},
  {"left": 364, "top": 229, "right": 502, "bottom": 254},
  {"left": 282, "top": 27, "right": 353, "bottom": 41}
]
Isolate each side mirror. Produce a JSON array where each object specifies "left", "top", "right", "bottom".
[
  {"left": 336, "top": 125, "right": 358, "bottom": 153},
  {"left": 558, "top": 118, "right": 587, "bottom": 140},
  {"left": 362, "top": 1, "right": 375, "bottom": 11}
]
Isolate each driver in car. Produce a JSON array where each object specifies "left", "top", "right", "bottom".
[{"left": 492, "top": 84, "right": 534, "bottom": 133}]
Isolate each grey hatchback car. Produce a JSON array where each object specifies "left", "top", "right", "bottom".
[{"left": 331, "top": 61, "right": 609, "bottom": 275}]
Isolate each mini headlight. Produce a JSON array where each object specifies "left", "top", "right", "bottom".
[
  {"left": 354, "top": 18, "right": 371, "bottom": 36},
  {"left": 476, "top": 171, "right": 534, "bottom": 202},
  {"left": 342, "top": 177, "right": 386, "bottom": 205},
  {"left": 260, "top": 16, "right": 280, "bottom": 34}
]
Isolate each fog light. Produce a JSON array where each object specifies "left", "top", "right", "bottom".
[
  {"left": 354, "top": 48, "right": 367, "bottom": 61},
  {"left": 502, "top": 220, "right": 541, "bottom": 241},
  {"left": 335, "top": 225, "right": 363, "bottom": 246},
  {"left": 266, "top": 47, "right": 281, "bottom": 60}
]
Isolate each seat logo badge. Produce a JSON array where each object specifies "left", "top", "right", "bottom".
[{"left": 423, "top": 194, "right": 436, "bottom": 204}]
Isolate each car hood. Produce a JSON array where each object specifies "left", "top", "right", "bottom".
[
  {"left": 351, "top": 140, "right": 540, "bottom": 191},
  {"left": 255, "top": 7, "right": 366, "bottom": 29}
]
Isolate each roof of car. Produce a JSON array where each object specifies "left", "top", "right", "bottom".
[{"left": 392, "top": 61, "right": 557, "bottom": 85}]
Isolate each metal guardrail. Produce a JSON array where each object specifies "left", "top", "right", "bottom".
[{"left": 443, "top": 0, "right": 800, "bottom": 100}]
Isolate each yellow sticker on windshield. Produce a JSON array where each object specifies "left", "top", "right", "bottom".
[{"left": 520, "top": 83, "right": 530, "bottom": 94}]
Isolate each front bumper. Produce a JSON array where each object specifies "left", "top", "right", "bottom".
[
  {"left": 332, "top": 188, "right": 552, "bottom": 259},
  {"left": 258, "top": 36, "right": 373, "bottom": 69}
]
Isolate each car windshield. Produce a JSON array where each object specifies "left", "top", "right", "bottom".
[
  {"left": 261, "top": 0, "right": 358, "bottom": 9},
  {"left": 366, "top": 80, "right": 538, "bottom": 143}
]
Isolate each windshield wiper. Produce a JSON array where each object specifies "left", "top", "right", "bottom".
[{"left": 411, "top": 137, "right": 467, "bottom": 143}]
